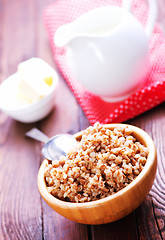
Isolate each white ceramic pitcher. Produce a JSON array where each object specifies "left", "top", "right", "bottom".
[{"left": 54, "top": 0, "right": 157, "bottom": 102}]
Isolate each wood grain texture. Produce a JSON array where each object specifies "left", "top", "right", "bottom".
[
  {"left": 131, "top": 104, "right": 165, "bottom": 240},
  {"left": 91, "top": 212, "right": 138, "bottom": 240},
  {"left": 0, "top": 0, "right": 164, "bottom": 239},
  {"left": 0, "top": 0, "right": 88, "bottom": 239}
]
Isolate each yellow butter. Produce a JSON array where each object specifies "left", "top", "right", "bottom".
[
  {"left": 17, "top": 58, "right": 55, "bottom": 104},
  {"left": 43, "top": 77, "right": 53, "bottom": 87}
]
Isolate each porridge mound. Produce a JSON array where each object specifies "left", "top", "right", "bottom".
[{"left": 44, "top": 123, "right": 149, "bottom": 203}]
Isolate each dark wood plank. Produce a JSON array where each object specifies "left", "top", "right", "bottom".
[
  {"left": 0, "top": 0, "right": 44, "bottom": 239},
  {"left": 91, "top": 212, "right": 138, "bottom": 240},
  {"left": 0, "top": 119, "right": 42, "bottom": 239},
  {"left": 42, "top": 201, "right": 88, "bottom": 240},
  {"left": 130, "top": 103, "right": 165, "bottom": 240},
  {"left": 135, "top": 196, "right": 162, "bottom": 240},
  {"left": 0, "top": 0, "right": 89, "bottom": 239}
]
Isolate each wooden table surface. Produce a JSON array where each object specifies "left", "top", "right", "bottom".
[{"left": 0, "top": 0, "right": 165, "bottom": 239}]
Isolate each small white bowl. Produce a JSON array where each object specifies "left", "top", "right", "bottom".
[{"left": 0, "top": 71, "right": 58, "bottom": 123}]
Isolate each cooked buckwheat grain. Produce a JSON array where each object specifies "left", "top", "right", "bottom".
[{"left": 44, "top": 123, "right": 148, "bottom": 203}]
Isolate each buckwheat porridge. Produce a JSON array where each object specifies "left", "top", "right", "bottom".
[{"left": 44, "top": 123, "right": 149, "bottom": 203}]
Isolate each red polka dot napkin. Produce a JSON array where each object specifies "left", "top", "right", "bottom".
[{"left": 44, "top": 0, "right": 165, "bottom": 125}]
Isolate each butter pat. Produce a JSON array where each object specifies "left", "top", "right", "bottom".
[
  {"left": 0, "top": 58, "right": 58, "bottom": 122},
  {"left": 17, "top": 58, "right": 55, "bottom": 103}
]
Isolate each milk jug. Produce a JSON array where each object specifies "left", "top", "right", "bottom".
[{"left": 54, "top": 0, "right": 157, "bottom": 102}]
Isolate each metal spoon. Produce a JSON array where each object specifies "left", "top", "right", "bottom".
[{"left": 25, "top": 128, "right": 77, "bottom": 161}]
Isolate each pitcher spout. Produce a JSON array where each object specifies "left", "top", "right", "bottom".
[
  {"left": 54, "top": 6, "right": 125, "bottom": 48},
  {"left": 54, "top": 23, "right": 77, "bottom": 47}
]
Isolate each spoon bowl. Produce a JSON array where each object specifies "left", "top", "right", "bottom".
[
  {"left": 26, "top": 128, "right": 77, "bottom": 161},
  {"left": 42, "top": 134, "right": 77, "bottom": 161}
]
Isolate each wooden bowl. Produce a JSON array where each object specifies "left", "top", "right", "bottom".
[{"left": 37, "top": 124, "right": 157, "bottom": 225}]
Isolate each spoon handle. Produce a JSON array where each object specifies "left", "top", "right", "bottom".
[{"left": 26, "top": 128, "right": 50, "bottom": 144}]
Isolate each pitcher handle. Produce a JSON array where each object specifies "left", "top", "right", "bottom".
[
  {"left": 145, "top": 0, "right": 158, "bottom": 38},
  {"left": 122, "top": 0, "right": 157, "bottom": 38}
]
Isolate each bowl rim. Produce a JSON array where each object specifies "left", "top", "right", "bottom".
[
  {"left": 38, "top": 123, "right": 157, "bottom": 208},
  {"left": 0, "top": 71, "right": 58, "bottom": 112}
]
